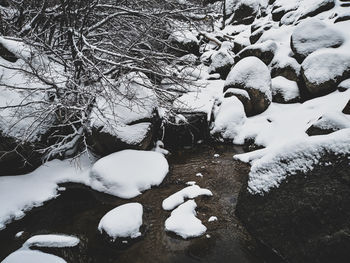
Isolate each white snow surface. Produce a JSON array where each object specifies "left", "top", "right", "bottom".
[
  {"left": 162, "top": 185, "right": 213, "bottom": 211},
  {"left": 311, "top": 111, "right": 350, "bottom": 130},
  {"left": 2, "top": 250, "right": 66, "bottom": 263},
  {"left": 243, "top": 128, "right": 350, "bottom": 195},
  {"left": 98, "top": 203, "right": 143, "bottom": 240},
  {"left": 23, "top": 234, "right": 80, "bottom": 248},
  {"left": 165, "top": 200, "right": 206, "bottom": 239},
  {"left": 89, "top": 150, "right": 169, "bottom": 199},
  {"left": 271, "top": 76, "right": 300, "bottom": 101}
]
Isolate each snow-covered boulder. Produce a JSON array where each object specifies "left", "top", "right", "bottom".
[
  {"left": 165, "top": 200, "right": 206, "bottom": 239},
  {"left": 291, "top": 18, "right": 344, "bottom": 62},
  {"left": 306, "top": 112, "right": 350, "bottom": 136},
  {"left": 208, "top": 42, "right": 235, "bottom": 79},
  {"left": 225, "top": 0, "right": 261, "bottom": 25},
  {"left": 236, "top": 129, "right": 350, "bottom": 263},
  {"left": 338, "top": 79, "right": 350, "bottom": 92},
  {"left": 89, "top": 150, "right": 169, "bottom": 198},
  {"left": 301, "top": 50, "right": 350, "bottom": 97},
  {"left": 211, "top": 96, "right": 247, "bottom": 139},
  {"left": 2, "top": 250, "right": 67, "bottom": 263},
  {"left": 168, "top": 30, "right": 199, "bottom": 55},
  {"left": 23, "top": 234, "right": 80, "bottom": 249},
  {"left": 236, "top": 40, "right": 278, "bottom": 65},
  {"left": 98, "top": 203, "right": 143, "bottom": 241},
  {"left": 270, "top": 54, "right": 301, "bottom": 82},
  {"left": 249, "top": 22, "right": 274, "bottom": 44},
  {"left": 271, "top": 76, "right": 300, "bottom": 103},
  {"left": 224, "top": 57, "right": 272, "bottom": 115}
]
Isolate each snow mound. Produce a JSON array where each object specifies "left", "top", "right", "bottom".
[
  {"left": 2, "top": 250, "right": 66, "bottom": 263},
  {"left": 89, "top": 150, "right": 169, "bottom": 198},
  {"left": 162, "top": 185, "right": 213, "bottom": 211},
  {"left": 245, "top": 129, "right": 350, "bottom": 195},
  {"left": 23, "top": 234, "right": 79, "bottom": 248},
  {"left": 98, "top": 203, "right": 143, "bottom": 240},
  {"left": 165, "top": 200, "right": 206, "bottom": 239},
  {"left": 211, "top": 96, "right": 247, "bottom": 139}
]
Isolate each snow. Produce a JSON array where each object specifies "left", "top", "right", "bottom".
[
  {"left": 271, "top": 76, "right": 300, "bottom": 102},
  {"left": 208, "top": 216, "right": 218, "bottom": 222},
  {"left": 196, "top": 172, "right": 203, "bottom": 177},
  {"left": 89, "top": 150, "right": 169, "bottom": 199},
  {"left": 210, "top": 96, "right": 247, "bottom": 139},
  {"left": 2, "top": 250, "right": 66, "bottom": 263},
  {"left": 23, "top": 234, "right": 80, "bottom": 248},
  {"left": 0, "top": 155, "right": 92, "bottom": 230},
  {"left": 162, "top": 185, "right": 212, "bottom": 211},
  {"left": 243, "top": 128, "right": 350, "bottom": 195},
  {"left": 186, "top": 181, "right": 197, "bottom": 186},
  {"left": 15, "top": 231, "right": 24, "bottom": 238},
  {"left": 310, "top": 111, "right": 350, "bottom": 130},
  {"left": 114, "top": 122, "right": 152, "bottom": 145},
  {"left": 98, "top": 203, "right": 143, "bottom": 240},
  {"left": 165, "top": 200, "right": 206, "bottom": 239}
]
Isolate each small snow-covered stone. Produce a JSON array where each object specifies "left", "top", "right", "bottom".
[
  {"left": 271, "top": 76, "right": 300, "bottom": 103},
  {"left": 165, "top": 200, "right": 206, "bottom": 239},
  {"left": 224, "top": 57, "right": 272, "bottom": 115},
  {"left": 2, "top": 250, "right": 66, "bottom": 263},
  {"left": 291, "top": 18, "right": 344, "bottom": 62},
  {"left": 90, "top": 150, "right": 169, "bottom": 198},
  {"left": 208, "top": 216, "right": 218, "bottom": 222},
  {"left": 338, "top": 79, "right": 350, "bottom": 92},
  {"left": 162, "top": 185, "right": 212, "bottom": 211},
  {"left": 211, "top": 96, "right": 247, "bottom": 139},
  {"left": 98, "top": 203, "right": 143, "bottom": 240},
  {"left": 306, "top": 112, "right": 350, "bottom": 136},
  {"left": 301, "top": 50, "right": 350, "bottom": 96},
  {"left": 23, "top": 234, "right": 79, "bottom": 249}
]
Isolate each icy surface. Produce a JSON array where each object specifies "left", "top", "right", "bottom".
[
  {"left": 165, "top": 200, "right": 206, "bottom": 239},
  {"left": 89, "top": 150, "right": 169, "bottom": 198},
  {"left": 162, "top": 185, "right": 213, "bottom": 211},
  {"left": 2, "top": 250, "right": 66, "bottom": 263},
  {"left": 23, "top": 234, "right": 79, "bottom": 248},
  {"left": 98, "top": 203, "right": 143, "bottom": 240}
]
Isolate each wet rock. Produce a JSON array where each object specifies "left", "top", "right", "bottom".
[
  {"left": 224, "top": 57, "right": 272, "bottom": 115},
  {"left": 236, "top": 152, "right": 350, "bottom": 263},
  {"left": 291, "top": 18, "right": 344, "bottom": 63},
  {"left": 306, "top": 112, "right": 350, "bottom": 136},
  {"left": 162, "top": 112, "right": 210, "bottom": 148},
  {"left": 301, "top": 50, "right": 350, "bottom": 97},
  {"left": 236, "top": 40, "right": 278, "bottom": 65},
  {"left": 224, "top": 88, "right": 253, "bottom": 116},
  {"left": 271, "top": 76, "right": 300, "bottom": 103}
]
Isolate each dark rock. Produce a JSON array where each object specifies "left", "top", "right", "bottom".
[
  {"left": 168, "top": 30, "right": 200, "bottom": 56},
  {"left": 224, "top": 88, "right": 253, "bottom": 116},
  {"left": 0, "top": 42, "right": 18, "bottom": 62},
  {"left": 236, "top": 152, "right": 350, "bottom": 263},
  {"left": 343, "top": 100, "right": 350, "bottom": 114},
  {"left": 338, "top": 79, "right": 350, "bottom": 92},
  {"left": 224, "top": 0, "right": 260, "bottom": 25},
  {"left": 236, "top": 40, "right": 277, "bottom": 66},
  {"left": 334, "top": 14, "right": 350, "bottom": 23}
]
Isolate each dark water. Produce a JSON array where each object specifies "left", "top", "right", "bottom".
[{"left": 0, "top": 144, "right": 282, "bottom": 263}]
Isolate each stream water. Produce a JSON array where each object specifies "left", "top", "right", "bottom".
[{"left": 0, "top": 144, "right": 283, "bottom": 263}]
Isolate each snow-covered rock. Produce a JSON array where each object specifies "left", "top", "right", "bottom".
[
  {"left": 165, "top": 200, "right": 206, "bottom": 239},
  {"left": 237, "top": 40, "right": 278, "bottom": 65},
  {"left": 225, "top": 0, "right": 261, "bottom": 25},
  {"left": 224, "top": 88, "right": 252, "bottom": 115},
  {"left": 89, "top": 150, "right": 169, "bottom": 198},
  {"left": 162, "top": 185, "right": 213, "bottom": 211},
  {"left": 2, "top": 250, "right": 66, "bottom": 263},
  {"left": 208, "top": 42, "right": 235, "bottom": 79},
  {"left": 291, "top": 18, "right": 344, "bottom": 62},
  {"left": 271, "top": 76, "right": 300, "bottom": 103},
  {"left": 98, "top": 203, "right": 143, "bottom": 240},
  {"left": 224, "top": 57, "right": 272, "bottom": 115},
  {"left": 301, "top": 49, "right": 350, "bottom": 96},
  {"left": 168, "top": 30, "right": 199, "bottom": 55},
  {"left": 306, "top": 111, "right": 350, "bottom": 136},
  {"left": 211, "top": 96, "right": 247, "bottom": 139},
  {"left": 23, "top": 234, "right": 80, "bottom": 248},
  {"left": 338, "top": 79, "right": 350, "bottom": 92}
]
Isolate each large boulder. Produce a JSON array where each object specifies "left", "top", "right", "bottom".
[
  {"left": 236, "top": 129, "right": 350, "bottom": 263},
  {"left": 224, "top": 57, "right": 272, "bottom": 116},
  {"left": 291, "top": 18, "right": 344, "bottom": 63},
  {"left": 271, "top": 76, "right": 300, "bottom": 103},
  {"left": 236, "top": 40, "right": 278, "bottom": 66},
  {"left": 301, "top": 50, "right": 350, "bottom": 97}
]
